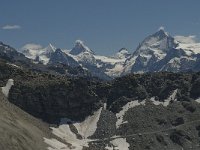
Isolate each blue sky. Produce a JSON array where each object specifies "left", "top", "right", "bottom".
[{"left": 0, "top": 0, "right": 200, "bottom": 55}]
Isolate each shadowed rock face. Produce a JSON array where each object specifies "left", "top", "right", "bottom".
[
  {"left": 9, "top": 77, "right": 101, "bottom": 124},
  {"left": 49, "top": 48, "right": 80, "bottom": 67}
]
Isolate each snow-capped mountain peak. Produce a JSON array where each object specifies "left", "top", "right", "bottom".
[
  {"left": 114, "top": 48, "right": 131, "bottom": 59},
  {"left": 123, "top": 29, "right": 178, "bottom": 74},
  {"left": 157, "top": 27, "right": 168, "bottom": 36},
  {"left": 42, "top": 43, "right": 56, "bottom": 55},
  {"left": 46, "top": 43, "right": 56, "bottom": 52},
  {"left": 20, "top": 43, "right": 57, "bottom": 65},
  {"left": 70, "top": 40, "right": 94, "bottom": 55},
  {"left": 134, "top": 29, "right": 177, "bottom": 59}
]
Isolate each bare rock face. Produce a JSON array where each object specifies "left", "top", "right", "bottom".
[{"left": 49, "top": 48, "right": 80, "bottom": 67}]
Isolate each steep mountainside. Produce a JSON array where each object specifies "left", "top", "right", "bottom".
[
  {"left": 0, "top": 85, "right": 53, "bottom": 150},
  {"left": 1, "top": 60, "right": 200, "bottom": 149}
]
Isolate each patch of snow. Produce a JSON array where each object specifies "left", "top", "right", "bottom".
[
  {"left": 94, "top": 55, "right": 123, "bottom": 65},
  {"left": 113, "top": 48, "right": 130, "bottom": 59},
  {"left": 76, "top": 51, "right": 96, "bottom": 64},
  {"left": 44, "top": 138, "right": 69, "bottom": 150},
  {"left": 74, "top": 107, "right": 102, "bottom": 138},
  {"left": 195, "top": 98, "right": 200, "bottom": 103},
  {"left": 167, "top": 58, "right": 181, "bottom": 69},
  {"left": 175, "top": 36, "right": 200, "bottom": 55},
  {"left": 104, "top": 103, "right": 107, "bottom": 110},
  {"left": 106, "top": 138, "right": 130, "bottom": 150},
  {"left": 96, "top": 63, "right": 103, "bottom": 68},
  {"left": 123, "top": 56, "right": 137, "bottom": 74},
  {"left": 38, "top": 55, "right": 50, "bottom": 65},
  {"left": 44, "top": 108, "right": 102, "bottom": 150},
  {"left": 175, "top": 35, "right": 196, "bottom": 44},
  {"left": 116, "top": 100, "right": 145, "bottom": 128},
  {"left": 1, "top": 79, "right": 14, "bottom": 97},
  {"left": 51, "top": 118, "right": 77, "bottom": 140},
  {"left": 46, "top": 119, "right": 92, "bottom": 150},
  {"left": 116, "top": 90, "right": 178, "bottom": 128},
  {"left": 150, "top": 89, "right": 178, "bottom": 107},
  {"left": 105, "top": 145, "right": 113, "bottom": 150},
  {"left": 6, "top": 63, "right": 20, "bottom": 68},
  {"left": 105, "top": 62, "right": 124, "bottom": 77}
]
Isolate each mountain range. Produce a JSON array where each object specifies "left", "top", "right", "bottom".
[
  {"left": 18, "top": 29, "right": 200, "bottom": 79},
  {"left": 1, "top": 29, "right": 200, "bottom": 150}
]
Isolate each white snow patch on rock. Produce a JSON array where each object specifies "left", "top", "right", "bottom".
[
  {"left": 106, "top": 138, "right": 130, "bottom": 150},
  {"left": 44, "top": 138, "right": 69, "bottom": 150},
  {"left": 1, "top": 79, "right": 14, "bottom": 97},
  {"left": 6, "top": 63, "right": 20, "bottom": 68},
  {"left": 104, "top": 103, "right": 107, "bottom": 110},
  {"left": 150, "top": 89, "right": 178, "bottom": 107},
  {"left": 195, "top": 98, "right": 200, "bottom": 103},
  {"left": 116, "top": 90, "right": 178, "bottom": 128},
  {"left": 44, "top": 108, "right": 102, "bottom": 150},
  {"left": 116, "top": 100, "right": 145, "bottom": 128},
  {"left": 50, "top": 118, "right": 77, "bottom": 140},
  {"left": 74, "top": 107, "right": 102, "bottom": 138},
  {"left": 105, "top": 62, "right": 125, "bottom": 77}
]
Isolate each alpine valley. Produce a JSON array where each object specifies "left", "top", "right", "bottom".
[{"left": 0, "top": 29, "right": 200, "bottom": 150}]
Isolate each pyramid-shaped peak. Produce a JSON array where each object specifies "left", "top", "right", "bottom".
[
  {"left": 153, "top": 27, "right": 169, "bottom": 38},
  {"left": 134, "top": 28, "right": 176, "bottom": 55}
]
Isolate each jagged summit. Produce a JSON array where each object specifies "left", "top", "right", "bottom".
[
  {"left": 134, "top": 29, "right": 176, "bottom": 56},
  {"left": 45, "top": 43, "right": 56, "bottom": 52},
  {"left": 114, "top": 48, "right": 131, "bottom": 59},
  {"left": 41, "top": 43, "right": 56, "bottom": 56},
  {"left": 70, "top": 40, "right": 94, "bottom": 55}
]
